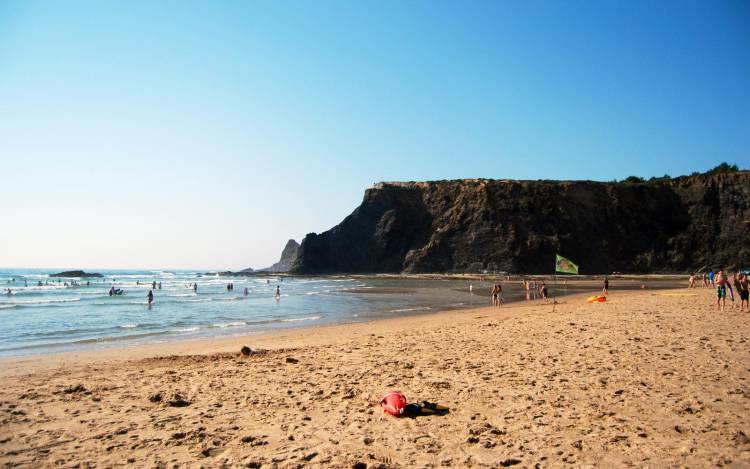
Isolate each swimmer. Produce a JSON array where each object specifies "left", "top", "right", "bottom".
[
  {"left": 275, "top": 286, "right": 281, "bottom": 298},
  {"left": 147, "top": 290, "right": 154, "bottom": 306}
]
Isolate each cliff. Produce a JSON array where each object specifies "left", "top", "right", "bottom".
[{"left": 292, "top": 172, "right": 750, "bottom": 274}]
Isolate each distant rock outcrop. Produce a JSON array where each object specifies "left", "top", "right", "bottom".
[
  {"left": 292, "top": 172, "right": 750, "bottom": 274},
  {"left": 259, "top": 239, "right": 300, "bottom": 273},
  {"left": 50, "top": 270, "right": 103, "bottom": 278}
]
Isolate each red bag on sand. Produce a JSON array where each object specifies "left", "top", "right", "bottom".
[{"left": 380, "top": 391, "right": 407, "bottom": 416}]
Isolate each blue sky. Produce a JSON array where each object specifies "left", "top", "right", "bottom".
[{"left": 1, "top": 0, "right": 748, "bottom": 269}]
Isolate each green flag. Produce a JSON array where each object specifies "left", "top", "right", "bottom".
[{"left": 555, "top": 254, "right": 579, "bottom": 274}]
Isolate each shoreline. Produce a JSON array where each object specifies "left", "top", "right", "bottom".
[
  {"left": 0, "top": 290, "right": 599, "bottom": 377},
  {"left": 0, "top": 287, "right": 669, "bottom": 377}
]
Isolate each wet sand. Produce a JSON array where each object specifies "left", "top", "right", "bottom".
[{"left": 1, "top": 287, "right": 748, "bottom": 467}]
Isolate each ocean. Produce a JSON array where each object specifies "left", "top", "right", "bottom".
[
  {"left": 0, "top": 269, "right": 684, "bottom": 357},
  {"left": 0, "top": 269, "right": 491, "bottom": 357}
]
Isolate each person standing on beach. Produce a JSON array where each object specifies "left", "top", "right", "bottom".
[
  {"left": 702, "top": 272, "right": 708, "bottom": 288},
  {"left": 497, "top": 284, "right": 504, "bottom": 306},
  {"left": 490, "top": 284, "right": 498, "bottom": 306},
  {"left": 715, "top": 270, "right": 727, "bottom": 312},
  {"left": 738, "top": 273, "right": 749, "bottom": 311},
  {"left": 147, "top": 289, "right": 154, "bottom": 307},
  {"left": 602, "top": 277, "right": 609, "bottom": 296},
  {"left": 540, "top": 282, "right": 549, "bottom": 304},
  {"left": 689, "top": 273, "right": 696, "bottom": 288},
  {"left": 708, "top": 270, "right": 715, "bottom": 287},
  {"left": 523, "top": 279, "right": 530, "bottom": 301}
]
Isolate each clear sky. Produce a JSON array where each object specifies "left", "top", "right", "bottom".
[{"left": 1, "top": 1, "right": 748, "bottom": 270}]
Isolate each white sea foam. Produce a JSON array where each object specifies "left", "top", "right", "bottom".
[
  {"left": 4, "top": 297, "right": 82, "bottom": 305},
  {"left": 120, "top": 324, "right": 138, "bottom": 329},
  {"left": 211, "top": 321, "right": 246, "bottom": 328},
  {"left": 281, "top": 315, "right": 321, "bottom": 322},
  {"left": 389, "top": 306, "right": 432, "bottom": 313},
  {"left": 167, "top": 293, "right": 196, "bottom": 297}
]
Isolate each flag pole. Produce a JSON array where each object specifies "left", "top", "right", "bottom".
[{"left": 553, "top": 255, "right": 557, "bottom": 312}]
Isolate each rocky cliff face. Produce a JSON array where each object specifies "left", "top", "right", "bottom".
[
  {"left": 261, "top": 239, "right": 300, "bottom": 272},
  {"left": 292, "top": 173, "right": 750, "bottom": 274}
]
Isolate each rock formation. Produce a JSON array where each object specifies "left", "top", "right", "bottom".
[
  {"left": 50, "top": 270, "right": 103, "bottom": 278},
  {"left": 260, "top": 240, "right": 300, "bottom": 273},
  {"left": 292, "top": 172, "right": 750, "bottom": 274}
]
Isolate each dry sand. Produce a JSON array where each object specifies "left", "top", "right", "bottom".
[{"left": 1, "top": 288, "right": 749, "bottom": 468}]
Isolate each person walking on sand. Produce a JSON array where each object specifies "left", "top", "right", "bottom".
[
  {"left": 702, "top": 272, "right": 708, "bottom": 288},
  {"left": 497, "top": 284, "right": 504, "bottom": 306},
  {"left": 602, "top": 277, "right": 609, "bottom": 296},
  {"left": 490, "top": 284, "right": 498, "bottom": 306},
  {"left": 688, "top": 273, "right": 696, "bottom": 288},
  {"left": 708, "top": 270, "right": 715, "bottom": 287},
  {"left": 540, "top": 282, "right": 549, "bottom": 304},
  {"left": 715, "top": 270, "right": 727, "bottom": 312},
  {"left": 147, "top": 289, "right": 154, "bottom": 307}
]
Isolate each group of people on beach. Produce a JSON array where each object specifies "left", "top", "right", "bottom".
[
  {"left": 488, "top": 280, "right": 550, "bottom": 306},
  {"left": 689, "top": 270, "right": 750, "bottom": 312},
  {"left": 521, "top": 279, "right": 550, "bottom": 303}
]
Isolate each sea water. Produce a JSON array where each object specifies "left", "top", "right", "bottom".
[
  {"left": 0, "top": 269, "right": 682, "bottom": 357},
  {"left": 0, "top": 269, "right": 491, "bottom": 357}
]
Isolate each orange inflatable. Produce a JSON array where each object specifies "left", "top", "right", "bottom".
[{"left": 587, "top": 295, "right": 607, "bottom": 303}]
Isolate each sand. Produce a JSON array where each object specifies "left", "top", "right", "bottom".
[{"left": 1, "top": 288, "right": 749, "bottom": 468}]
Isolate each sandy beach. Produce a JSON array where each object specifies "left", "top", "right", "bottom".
[{"left": 1, "top": 287, "right": 748, "bottom": 468}]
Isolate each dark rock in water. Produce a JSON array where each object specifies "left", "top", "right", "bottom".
[
  {"left": 256, "top": 239, "right": 300, "bottom": 273},
  {"left": 240, "top": 346, "right": 252, "bottom": 356},
  {"left": 291, "top": 172, "right": 750, "bottom": 274},
  {"left": 50, "top": 270, "right": 103, "bottom": 278}
]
